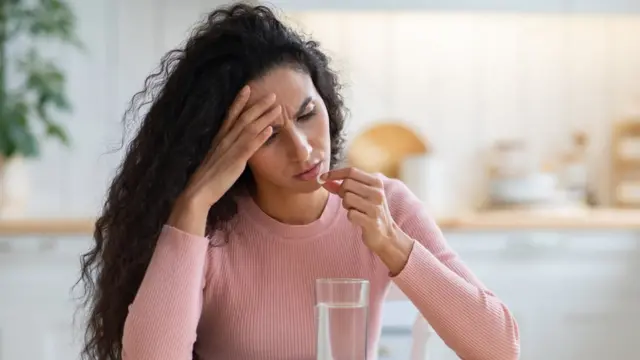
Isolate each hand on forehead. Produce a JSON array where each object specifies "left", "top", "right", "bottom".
[{"left": 246, "top": 67, "right": 316, "bottom": 119}]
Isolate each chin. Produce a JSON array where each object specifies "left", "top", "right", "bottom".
[{"left": 289, "top": 180, "right": 324, "bottom": 194}]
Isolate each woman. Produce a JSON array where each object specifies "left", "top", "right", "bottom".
[{"left": 78, "top": 3, "right": 519, "bottom": 360}]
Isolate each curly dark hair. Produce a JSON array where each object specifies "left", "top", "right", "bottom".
[{"left": 76, "top": 3, "right": 347, "bottom": 359}]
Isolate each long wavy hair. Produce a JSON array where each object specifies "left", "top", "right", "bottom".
[{"left": 76, "top": 3, "right": 347, "bottom": 359}]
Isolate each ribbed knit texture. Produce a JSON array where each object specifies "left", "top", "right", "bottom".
[{"left": 121, "top": 175, "right": 520, "bottom": 360}]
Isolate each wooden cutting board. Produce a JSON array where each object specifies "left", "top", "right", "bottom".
[{"left": 347, "top": 122, "right": 429, "bottom": 178}]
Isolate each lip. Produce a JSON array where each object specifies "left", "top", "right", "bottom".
[{"left": 294, "top": 161, "right": 323, "bottom": 181}]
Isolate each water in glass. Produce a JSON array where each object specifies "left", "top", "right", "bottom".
[{"left": 315, "top": 278, "right": 369, "bottom": 360}]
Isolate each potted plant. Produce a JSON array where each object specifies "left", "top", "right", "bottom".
[{"left": 0, "top": 0, "right": 82, "bottom": 217}]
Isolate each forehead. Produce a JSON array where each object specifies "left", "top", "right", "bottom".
[{"left": 246, "top": 66, "right": 315, "bottom": 107}]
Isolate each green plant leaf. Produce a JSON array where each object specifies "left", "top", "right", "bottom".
[
  {"left": 23, "top": 0, "right": 82, "bottom": 46},
  {"left": 0, "top": 92, "right": 40, "bottom": 157},
  {"left": 0, "top": 0, "right": 83, "bottom": 158},
  {"left": 45, "top": 122, "right": 69, "bottom": 145},
  {"left": 19, "top": 49, "right": 72, "bottom": 114},
  {"left": 7, "top": 119, "right": 40, "bottom": 157}
]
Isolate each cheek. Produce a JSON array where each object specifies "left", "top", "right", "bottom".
[
  {"left": 247, "top": 150, "right": 269, "bottom": 171},
  {"left": 317, "top": 116, "right": 331, "bottom": 148},
  {"left": 247, "top": 148, "right": 282, "bottom": 178}
]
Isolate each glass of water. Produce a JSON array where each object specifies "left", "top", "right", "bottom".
[{"left": 315, "top": 278, "right": 370, "bottom": 360}]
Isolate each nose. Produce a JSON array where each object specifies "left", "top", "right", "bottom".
[{"left": 284, "top": 127, "right": 312, "bottom": 162}]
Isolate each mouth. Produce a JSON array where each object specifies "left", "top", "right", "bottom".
[{"left": 294, "top": 160, "right": 323, "bottom": 181}]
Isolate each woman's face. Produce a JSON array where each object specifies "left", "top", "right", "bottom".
[{"left": 245, "top": 66, "right": 331, "bottom": 194}]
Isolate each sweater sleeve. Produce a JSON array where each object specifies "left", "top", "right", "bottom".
[
  {"left": 121, "top": 225, "right": 210, "bottom": 360},
  {"left": 383, "top": 177, "right": 520, "bottom": 360}
]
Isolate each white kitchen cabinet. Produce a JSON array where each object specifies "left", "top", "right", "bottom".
[
  {"left": 1, "top": 230, "right": 639, "bottom": 360},
  {"left": 265, "top": 0, "right": 640, "bottom": 13},
  {"left": 431, "top": 230, "right": 640, "bottom": 360},
  {"left": 376, "top": 229, "right": 640, "bottom": 360},
  {"left": 377, "top": 329, "right": 414, "bottom": 360},
  {"left": 0, "top": 237, "right": 90, "bottom": 360}
]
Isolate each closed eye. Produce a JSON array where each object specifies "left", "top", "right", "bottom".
[
  {"left": 263, "top": 131, "right": 278, "bottom": 146},
  {"left": 298, "top": 110, "right": 316, "bottom": 122}
]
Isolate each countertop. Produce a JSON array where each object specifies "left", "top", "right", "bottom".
[
  {"left": 1, "top": 208, "right": 639, "bottom": 236},
  {"left": 436, "top": 207, "right": 640, "bottom": 231}
]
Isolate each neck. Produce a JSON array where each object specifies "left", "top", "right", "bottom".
[{"left": 252, "top": 187, "right": 329, "bottom": 225}]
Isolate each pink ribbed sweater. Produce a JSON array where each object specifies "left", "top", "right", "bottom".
[{"left": 121, "top": 176, "right": 520, "bottom": 360}]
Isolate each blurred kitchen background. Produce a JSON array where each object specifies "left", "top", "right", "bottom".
[{"left": 1, "top": 0, "right": 640, "bottom": 359}]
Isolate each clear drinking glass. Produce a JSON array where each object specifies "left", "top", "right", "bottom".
[{"left": 315, "top": 278, "right": 370, "bottom": 360}]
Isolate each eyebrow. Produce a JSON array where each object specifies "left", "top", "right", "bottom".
[{"left": 294, "top": 96, "right": 313, "bottom": 118}]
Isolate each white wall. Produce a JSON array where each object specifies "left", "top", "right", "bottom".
[
  {"left": 20, "top": 0, "right": 231, "bottom": 218},
  {"left": 19, "top": 0, "right": 640, "bottom": 218},
  {"left": 287, "top": 11, "right": 640, "bottom": 211}
]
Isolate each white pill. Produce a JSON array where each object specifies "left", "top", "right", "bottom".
[{"left": 317, "top": 173, "right": 326, "bottom": 185}]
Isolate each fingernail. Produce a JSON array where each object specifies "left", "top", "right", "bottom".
[
  {"left": 320, "top": 172, "right": 328, "bottom": 181},
  {"left": 317, "top": 173, "right": 326, "bottom": 184}
]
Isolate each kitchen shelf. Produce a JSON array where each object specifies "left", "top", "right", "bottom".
[
  {"left": 1, "top": 208, "right": 640, "bottom": 236},
  {"left": 0, "top": 218, "right": 95, "bottom": 236},
  {"left": 611, "top": 120, "right": 640, "bottom": 207}
]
